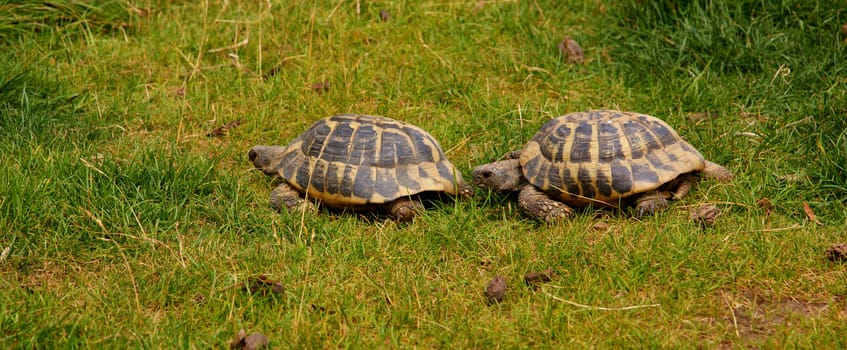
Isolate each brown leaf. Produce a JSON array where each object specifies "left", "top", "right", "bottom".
[
  {"left": 592, "top": 221, "right": 610, "bottom": 231},
  {"left": 244, "top": 275, "right": 286, "bottom": 296},
  {"left": 230, "top": 329, "right": 269, "bottom": 350},
  {"left": 173, "top": 87, "right": 186, "bottom": 96},
  {"left": 841, "top": 23, "right": 847, "bottom": 38},
  {"left": 756, "top": 197, "right": 773, "bottom": 216},
  {"left": 485, "top": 275, "right": 506, "bottom": 304},
  {"left": 311, "top": 80, "right": 330, "bottom": 93},
  {"left": 131, "top": 7, "right": 148, "bottom": 17},
  {"left": 802, "top": 201, "right": 821, "bottom": 225},
  {"left": 756, "top": 197, "right": 773, "bottom": 210},
  {"left": 825, "top": 243, "right": 847, "bottom": 262},
  {"left": 690, "top": 204, "right": 721, "bottom": 227},
  {"left": 524, "top": 269, "right": 555, "bottom": 288},
  {"left": 379, "top": 9, "right": 390, "bottom": 22},
  {"left": 206, "top": 119, "right": 243, "bottom": 138},
  {"left": 557, "top": 36, "right": 584, "bottom": 64}
]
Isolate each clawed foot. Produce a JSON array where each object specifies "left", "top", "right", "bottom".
[
  {"left": 388, "top": 199, "right": 424, "bottom": 222},
  {"left": 634, "top": 198, "right": 668, "bottom": 218},
  {"left": 543, "top": 204, "right": 574, "bottom": 221},
  {"left": 270, "top": 183, "right": 315, "bottom": 213},
  {"left": 270, "top": 195, "right": 316, "bottom": 213},
  {"left": 518, "top": 185, "right": 574, "bottom": 222}
]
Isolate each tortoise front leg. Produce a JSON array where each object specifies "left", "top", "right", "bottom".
[
  {"left": 269, "top": 182, "right": 314, "bottom": 212},
  {"left": 633, "top": 192, "right": 669, "bottom": 218},
  {"left": 518, "top": 185, "right": 573, "bottom": 221},
  {"left": 385, "top": 198, "right": 424, "bottom": 222}
]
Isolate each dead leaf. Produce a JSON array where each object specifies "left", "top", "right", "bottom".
[
  {"left": 379, "top": 9, "right": 390, "bottom": 22},
  {"left": 524, "top": 269, "right": 555, "bottom": 288},
  {"left": 734, "top": 131, "right": 762, "bottom": 139},
  {"left": 173, "top": 87, "right": 186, "bottom": 96},
  {"left": 131, "top": 6, "right": 148, "bottom": 17},
  {"left": 485, "top": 275, "right": 506, "bottom": 304},
  {"left": 557, "top": 36, "right": 584, "bottom": 64},
  {"left": 802, "top": 201, "right": 821, "bottom": 225},
  {"left": 841, "top": 23, "right": 847, "bottom": 38},
  {"left": 690, "top": 204, "right": 721, "bottom": 227},
  {"left": 825, "top": 243, "right": 847, "bottom": 262},
  {"left": 592, "top": 221, "right": 610, "bottom": 231},
  {"left": 230, "top": 329, "right": 269, "bottom": 350},
  {"left": 0, "top": 246, "right": 10, "bottom": 262},
  {"left": 206, "top": 119, "right": 243, "bottom": 138},
  {"left": 756, "top": 197, "right": 773, "bottom": 216},
  {"left": 311, "top": 80, "right": 330, "bottom": 93},
  {"left": 777, "top": 173, "right": 803, "bottom": 182},
  {"left": 244, "top": 275, "right": 286, "bottom": 296}
]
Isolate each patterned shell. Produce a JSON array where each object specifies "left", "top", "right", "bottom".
[
  {"left": 519, "top": 110, "right": 706, "bottom": 206},
  {"left": 274, "top": 114, "right": 464, "bottom": 206}
]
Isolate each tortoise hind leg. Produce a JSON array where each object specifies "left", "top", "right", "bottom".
[
  {"left": 386, "top": 198, "right": 424, "bottom": 222},
  {"left": 669, "top": 173, "right": 696, "bottom": 200},
  {"left": 518, "top": 185, "right": 573, "bottom": 221},
  {"left": 270, "top": 182, "right": 315, "bottom": 212},
  {"left": 633, "top": 173, "right": 696, "bottom": 217}
]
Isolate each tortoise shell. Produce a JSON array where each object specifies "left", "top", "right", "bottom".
[
  {"left": 519, "top": 110, "right": 706, "bottom": 206},
  {"left": 273, "top": 114, "right": 465, "bottom": 206}
]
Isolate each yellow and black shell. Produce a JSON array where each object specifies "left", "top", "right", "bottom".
[
  {"left": 274, "top": 114, "right": 465, "bottom": 207},
  {"left": 520, "top": 110, "right": 707, "bottom": 207}
]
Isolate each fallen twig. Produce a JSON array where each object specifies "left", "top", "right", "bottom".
[{"left": 543, "top": 291, "right": 660, "bottom": 311}]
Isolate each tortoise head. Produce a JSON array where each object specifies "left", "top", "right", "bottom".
[
  {"left": 472, "top": 158, "right": 525, "bottom": 192},
  {"left": 248, "top": 145, "right": 287, "bottom": 176}
]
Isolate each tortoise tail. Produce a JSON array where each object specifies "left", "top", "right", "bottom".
[{"left": 703, "top": 160, "right": 733, "bottom": 182}]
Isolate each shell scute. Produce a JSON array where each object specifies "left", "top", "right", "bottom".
[
  {"left": 569, "top": 122, "right": 594, "bottom": 163},
  {"left": 597, "top": 122, "right": 625, "bottom": 162}
]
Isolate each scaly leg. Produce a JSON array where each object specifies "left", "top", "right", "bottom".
[
  {"left": 635, "top": 173, "right": 697, "bottom": 217},
  {"left": 518, "top": 185, "right": 573, "bottom": 221},
  {"left": 633, "top": 191, "right": 669, "bottom": 218},
  {"left": 269, "top": 182, "right": 314, "bottom": 212},
  {"left": 670, "top": 173, "right": 696, "bottom": 200},
  {"left": 385, "top": 197, "right": 424, "bottom": 222}
]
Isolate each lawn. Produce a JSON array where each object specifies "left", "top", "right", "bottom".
[{"left": 2, "top": 0, "right": 846, "bottom": 348}]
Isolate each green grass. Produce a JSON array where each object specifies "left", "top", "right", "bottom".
[{"left": 2, "top": 0, "right": 846, "bottom": 348}]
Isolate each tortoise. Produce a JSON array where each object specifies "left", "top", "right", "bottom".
[
  {"left": 248, "top": 114, "right": 470, "bottom": 222},
  {"left": 472, "top": 110, "right": 733, "bottom": 221}
]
